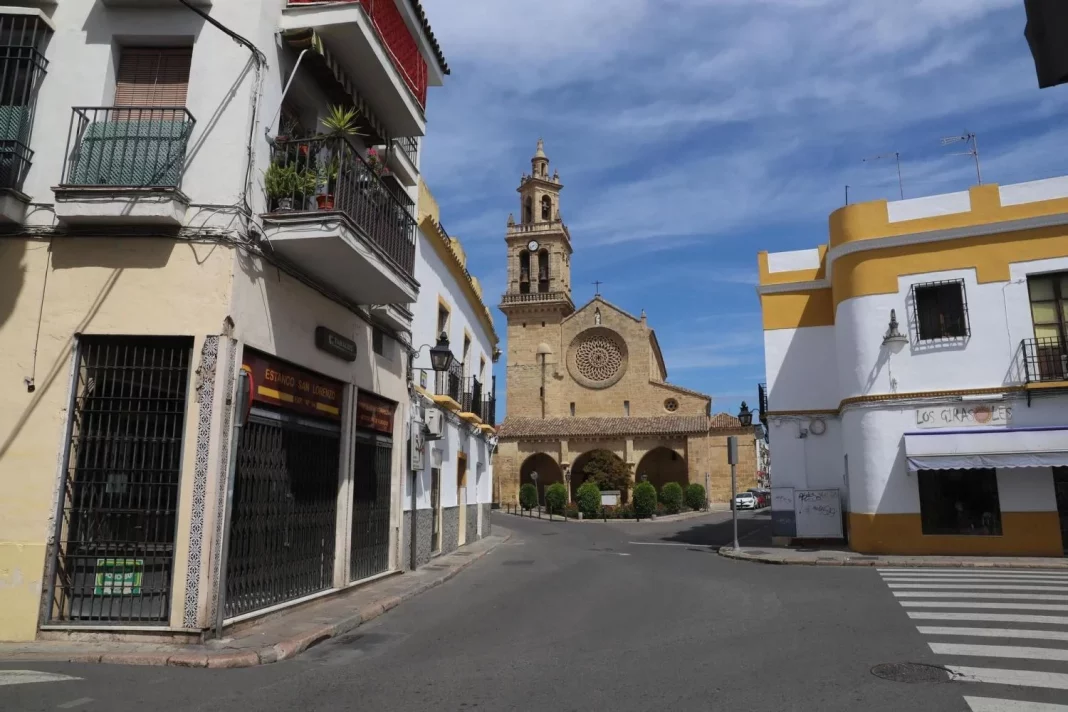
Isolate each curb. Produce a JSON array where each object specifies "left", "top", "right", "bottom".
[
  {"left": 717, "top": 546, "right": 1068, "bottom": 570},
  {"left": 501, "top": 509, "right": 734, "bottom": 524},
  {"left": 0, "top": 532, "right": 510, "bottom": 670}
]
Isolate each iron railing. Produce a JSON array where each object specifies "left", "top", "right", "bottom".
[
  {"left": 268, "top": 135, "right": 416, "bottom": 275},
  {"left": 60, "top": 106, "right": 196, "bottom": 189},
  {"left": 911, "top": 279, "right": 970, "bottom": 341},
  {"left": 395, "top": 135, "right": 418, "bottom": 164},
  {"left": 48, "top": 336, "right": 193, "bottom": 624},
  {"left": 435, "top": 359, "right": 463, "bottom": 403},
  {"left": 1022, "top": 337, "right": 1068, "bottom": 383},
  {"left": 0, "top": 13, "right": 50, "bottom": 193},
  {"left": 350, "top": 436, "right": 392, "bottom": 581},
  {"left": 480, "top": 377, "right": 497, "bottom": 426},
  {"left": 225, "top": 416, "right": 340, "bottom": 618},
  {"left": 461, "top": 376, "right": 482, "bottom": 416}
]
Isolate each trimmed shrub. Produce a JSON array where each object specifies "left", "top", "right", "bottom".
[
  {"left": 519, "top": 483, "right": 538, "bottom": 511},
  {"left": 685, "top": 483, "right": 706, "bottom": 511},
  {"left": 544, "top": 482, "right": 567, "bottom": 514},
  {"left": 633, "top": 481, "right": 656, "bottom": 518},
  {"left": 660, "top": 482, "right": 684, "bottom": 514},
  {"left": 576, "top": 481, "right": 602, "bottom": 518}
]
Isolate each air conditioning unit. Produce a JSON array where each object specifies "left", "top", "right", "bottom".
[{"left": 424, "top": 409, "right": 444, "bottom": 440}]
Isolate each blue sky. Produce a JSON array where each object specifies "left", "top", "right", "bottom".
[{"left": 418, "top": 0, "right": 1068, "bottom": 417}]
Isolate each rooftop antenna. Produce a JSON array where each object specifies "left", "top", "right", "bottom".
[
  {"left": 940, "top": 133, "right": 982, "bottom": 185},
  {"left": 863, "top": 152, "right": 904, "bottom": 200}
]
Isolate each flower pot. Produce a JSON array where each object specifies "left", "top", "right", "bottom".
[
  {"left": 276, "top": 197, "right": 293, "bottom": 212},
  {"left": 316, "top": 194, "right": 334, "bottom": 210}
]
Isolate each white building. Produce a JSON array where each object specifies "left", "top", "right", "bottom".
[
  {"left": 759, "top": 177, "right": 1068, "bottom": 557},
  {"left": 0, "top": 0, "right": 469, "bottom": 643},
  {"left": 402, "top": 181, "right": 499, "bottom": 569}
]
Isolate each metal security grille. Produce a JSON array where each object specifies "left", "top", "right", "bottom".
[
  {"left": 48, "top": 336, "right": 192, "bottom": 624},
  {"left": 0, "top": 13, "right": 50, "bottom": 191},
  {"left": 350, "top": 436, "right": 392, "bottom": 581},
  {"left": 911, "top": 279, "right": 970, "bottom": 341},
  {"left": 225, "top": 414, "right": 340, "bottom": 618}
]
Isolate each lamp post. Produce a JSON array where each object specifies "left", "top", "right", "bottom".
[
  {"left": 730, "top": 402, "right": 754, "bottom": 552},
  {"left": 563, "top": 466, "right": 572, "bottom": 503},
  {"left": 530, "top": 471, "right": 539, "bottom": 518}
]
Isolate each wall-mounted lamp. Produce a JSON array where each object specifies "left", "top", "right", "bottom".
[{"left": 882, "top": 309, "right": 908, "bottom": 347}]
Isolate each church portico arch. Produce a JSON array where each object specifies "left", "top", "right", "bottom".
[
  {"left": 570, "top": 448, "right": 627, "bottom": 500},
  {"left": 519, "top": 452, "right": 563, "bottom": 503},
  {"left": 635, "top": 446, "right": 689, "bottom": 493}
]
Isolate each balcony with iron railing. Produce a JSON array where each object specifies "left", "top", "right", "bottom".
[
  {"left": 460, "top": 376, "right": 483, "bottom": 423},
  {"left": 260, "top": 134, "right": 417, "bottom": 305},
  {"left": 432, "top": 360, "right": 464, "bottom": 411},
  {"left": 480, "top": 377, "right": 497, "bottom": 427},
  {"left": 283, "top": 0, "right": 430, "bottom": 137},
  {"left": 54, "top": 106, "right": 197, "bottom": 225},
  {"left": 1022, "top": 338, "right": 1068, "bottom": 384}
]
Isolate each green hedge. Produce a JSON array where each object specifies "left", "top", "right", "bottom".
[
  {"left": 576, "top": 481, "right": 601, "bottom": 518},
  {"left": 519, "top": 483, "right": 538, "bottom": 511},
  {"left": 660, "top": 482, "right": 684, "bottom": 514},
  {"left": 544, "top": 483, "right": 567, "bottom": 514},
  {"left": 633, "top": 481, "right": 656, "bottom": 518},
  {"left": 685, "top": 483, "right": 706, "bottom": 511}
]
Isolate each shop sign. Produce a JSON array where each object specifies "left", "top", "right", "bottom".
[
  {"left": 315, "top": 326, "right": 358, "bottom": 362},
  {"left": 94, "top": 558, "right": 143, "bottom": 595},
  {"left": 915, "top": 403, "right": 1012, "bottom": 429},
  {"left": 243, "top": 350, "right": 343, "bottom": 420},
  {"left": 357, "top": 391, "right": 396, "bottom": 434}
]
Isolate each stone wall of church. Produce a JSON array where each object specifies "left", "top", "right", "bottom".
[
  {"left": 689, "top": 430, "right": 760, "bottom": 503},
  {"left": 504, "top": 307, "right": 565, "bottom": 420}
]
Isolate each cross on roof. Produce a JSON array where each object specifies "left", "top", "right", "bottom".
[{"left": 593, "top": 280, "right": 602, "bottom": 296}]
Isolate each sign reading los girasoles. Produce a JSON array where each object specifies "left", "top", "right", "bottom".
[{"left": 242, "top": 349, "right": 344, "bottom": 420}]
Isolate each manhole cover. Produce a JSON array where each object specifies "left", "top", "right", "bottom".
[
  {"left": 871, "top": 663, "right": 951, "bottom": 684},
  {"left": 501, "top": 559, "right": 535, "bottom": 566}
]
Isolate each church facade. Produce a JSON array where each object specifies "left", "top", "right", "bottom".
[{"left": 494, "top": 141, "right": 758, "bottom": 505}]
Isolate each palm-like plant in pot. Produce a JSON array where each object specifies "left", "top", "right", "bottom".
[{"left": 315, "top": 105, "right": 365, "bottom": 209}]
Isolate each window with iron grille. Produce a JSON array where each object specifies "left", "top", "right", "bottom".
[
  {"left": 49, "top": 335, "right": 193, "bottom": 624},
  {"left": 911, "top": 279, "right": 969, "bottom": 341},
  {"left": 0, "top": 13, "right": 50, "bottom": 192}
]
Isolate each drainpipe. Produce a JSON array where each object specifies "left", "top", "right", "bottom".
[{"left": 214, "top": 369, "right": 251, "bottom": 639}]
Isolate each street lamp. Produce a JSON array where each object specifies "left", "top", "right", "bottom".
[
  {"left": 563, "top": 465, "right": 572, "bottom": 502},
  {"left": 410, "top": 331, "right": 456, "bottom": 373},
  {"left": 738, "top": 401, "right": 753, "bottom": 428}
]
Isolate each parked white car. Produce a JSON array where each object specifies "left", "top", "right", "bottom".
[{"left": 732, "top": 492, "right": 757, "bottom": 510}]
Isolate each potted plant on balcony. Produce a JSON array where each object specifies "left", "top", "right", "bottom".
[
  {"left": 264, "top": 159, "right": 315, "bottom": 212},
  {"left": 319, "top": 105, "right": 364, "bottom": 138},
  {"left": 314, "top": 152, "right": 340, "bottom": 210},
  {"left": 365, "top": 147, "right": 389, "bottom": 177}
]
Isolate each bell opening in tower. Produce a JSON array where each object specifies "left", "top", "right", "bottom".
[{"left": 538, "top": 249, "right": 549, "bottom": 293}]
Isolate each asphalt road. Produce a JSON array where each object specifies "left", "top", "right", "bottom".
[{"left": 0, "top": 510, "right": 1014, "bottom": 712}]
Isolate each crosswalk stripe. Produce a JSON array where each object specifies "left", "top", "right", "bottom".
[
  {"left": 888, "top": 589, "right": 1068, "bottom": 593},
  {"left": 0, "top": 670, "right": 81, "bottom": 687},
  {"left": 931, "top": 642, "right": 1068, "bottom": 662},
  {"left": 948, "top": 666, "right": 1068, "bottom": 690},
  {"left": 880, "top": 572, "right": 1068, "bottom": 576},
  {"left": 901, "top": 601, "right": 1068, "bottom": 611},
  {"left": 965, "top": 696, "right": 1068, "bottom": 711},
  {"left": 909, "top": 612, "right": 1068, "bottom": 625},
  {"left": 882, "top": 577, "right": 1068, "bottom": 584},
  {"left": 918, "top": 627, "right": 1068, "bottom": 642},
  {"left": 895, "top": 592, "right": 1068, "bottom": 601},
  {"left": 882, "top": 572, "right": 1068, "bottom": 578}
]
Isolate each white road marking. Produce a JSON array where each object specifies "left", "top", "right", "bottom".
[
  {"left": 880, "top": 572, "right": 1068, "bottom": 576},
  {"left": 900, "top": 601, "right": 1068, "bottom": 611},
  {"left": 948, "top": 666, "right": 1068, "bottom": 691},
  {"left": 888, "top": 589, "right": 1068, "bottom": 593},
  {"left": 627, "top": 541, "right": 702, "bottom": 547},
  {"left": 616, "top": 553, "right": 631, "bottom": 556},
  {"left": 918, "top": 626, "right": 1068, "bottom": 642},
  {"left": 965, "top": 696, "right": 1068, "bottom": 711},
  {"left": 895, "top": 591, "right": 1068, "bottom": 601},
  {"left": 882, "top": 577, "right": 1068, "bottom": 584},
  {"left": 0, "top": 671, "right": 81, "bottom": 687},
  {"left": 909, "top": 611, "right": 1068, "bottom": 625},
  {"left": 58, "top": 697, "right": 94, "bottom": 709},
  {"left": 882, "top": 573, "right": 1068, "bottom": 580},
  {"left": 931, "top": 642, "right": 1068, "bottom": 662}
]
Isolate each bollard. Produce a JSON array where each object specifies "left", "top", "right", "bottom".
[{"left": 603, "top": 508, "right": 607, "bottom": 523}]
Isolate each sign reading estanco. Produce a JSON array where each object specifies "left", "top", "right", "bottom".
[
  {"left": 915, "top": 403, "right": 1012, "bottom": 429},
  {"left": 243, "top": 349, "right": 344, "bottom": 420}
]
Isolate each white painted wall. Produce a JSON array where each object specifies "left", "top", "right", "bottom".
[
  {"left": 767, "top": 416, "right": 843, "bottom": 493},
  {"left": 764, "top": 326, "right": 838, "bottom": 412},
  {"left": 887, "top": 191, "right": 971, "bottom": 223},
  {"left": 767, "top": 248, "right": 821, "bottom": 273}
]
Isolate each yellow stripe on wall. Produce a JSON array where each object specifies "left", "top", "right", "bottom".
[
  {"left": 760, "top": 289, "right": 834, "bottom": 330},
  {"left": 848, "top": 512, "right": 1063, "bottom": 556}
]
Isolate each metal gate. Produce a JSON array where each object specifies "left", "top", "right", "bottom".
[
  {"left": 48, "top": 336, "right": 192, "bottom": 624},
  {"left": 350, "top": 434, "right": 392, "bottom": 581},
  {"left": 224, "top": 411, "right": 339, "bottom": 618}
]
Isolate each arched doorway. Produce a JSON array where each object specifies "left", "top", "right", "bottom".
[
  {"left": 519, "top": 452, "right": 563, "bottom": 504},
  {"left": 635, "top": 447, "right": 688, "bottom": 494},
  {"left": 570, "top": 449, "right": 628, "bottom": 501}
]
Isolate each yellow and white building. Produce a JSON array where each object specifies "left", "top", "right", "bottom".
[{"left": 759, "top": 177, "right": 1068, "bottom": 557}]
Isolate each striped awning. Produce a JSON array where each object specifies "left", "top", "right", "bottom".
[{"left": 282, "top": 28, "right": 390, "bottom": 144}]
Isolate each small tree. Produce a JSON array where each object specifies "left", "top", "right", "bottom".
[
  {"left": 581, "top": 451, "right": 631, "bottom": 495},
  {"left": 660, "top": 482, "right": 684, "bottom": 514},
  {"left": 519, "top": 483, "right": 538, "bottom": 511},
  {"left": 576, "top": 481, "right": 602, "bottom": 518},
  {"left": 633, "top": 481, "right": 656, "bottom": 519},
  {"left": 545, "top": 483, "right": 567, "bottom": 514},
  {"left": 685, "top": 483, "right": 706, "bottom": 511}
]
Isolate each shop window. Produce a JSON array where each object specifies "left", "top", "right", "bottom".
[
  {"left": 918, "top": 468, "right": 1002, "bottom": 536},
  {"left": 911, "top": 279, "right": 969, "bottom": 341}
]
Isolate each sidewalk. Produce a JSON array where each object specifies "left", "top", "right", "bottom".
[
  {"left": 0, "top": 530, "right": 510, "bottom": 669},
  {"left": 719, "top": 545, "right": 1068, "bottom": 569}
]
